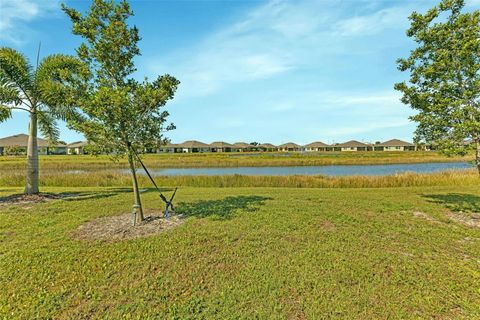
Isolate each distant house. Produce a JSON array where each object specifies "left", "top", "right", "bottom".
[
  {"left": 258, "top": 143, "right": 277, "bottom": 152},
  {"left": 335, "top": 140, "right": 370, "bottom": 151},
  {"left": 158, "top": 143, "right": 180, "bottom": 153},
  {"left": 67, "top": 141, "right": 89, "bottom": 154},
  {"left": 210, "top": 141, "right": 234, "bottom": 152},
  {"left": 177, "top": 140, "right": 211, "bottom": 153},
  {"left": 303, "top": 141, "right": 331, "bottom": 152},
  {"left": 278, "top": 142, "right": 301, "bottom": 152},
  {"left": 374, "top": 139, "right": 415, "bottom": 151},
  {"left": 232, "top": 142, "right": 251, "bottom": 152},
  {"left": 0, "top": 134, "right": 66, "bottom": 155}
]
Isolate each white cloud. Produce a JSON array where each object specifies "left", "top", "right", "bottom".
[
  {"left": 144, "top": 0, "right": 428, "bottom": 143},
  {"left": 146, "top": 0, "right": 423, "bottom": 100},
  {"left": 0, "top": 0, "right": 59, "bottom": 44},
  {"left": 263, "top": 90, "right": 404, "bottom": 115},
  {"left": 332, "top": 119, "right": 411, "bottom": 137},
  {"left": 335, "top": 6, "right": 411, "bottom": 36},
  {"left": 323, "top": 91, "right": 402, "bottom": 106},
  {"left": 146, "top": 0, "right": 341, "bottom": 98}
]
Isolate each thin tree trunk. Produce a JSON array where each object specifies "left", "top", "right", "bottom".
[
  {"left": 25, "top": 110, "right": 39, "bottom": 194},
  {"left": 476, "top": 139, "right": 480, "bottom": 175},
  {"left": 128, "top": 151, "right": 144, "bottom": 223}
]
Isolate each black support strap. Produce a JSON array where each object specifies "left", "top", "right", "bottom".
[{"left": 129, "top": 147, "right": 178, "bottom": 219}]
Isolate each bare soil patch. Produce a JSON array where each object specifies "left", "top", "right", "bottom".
[
  {"left": 322, "top": 220, "right": 336, "bottom": 230},
  {"left": 74, "top": 210, "right": 185, "bottom": 242},
  {"left": 412, "top": 211, "right": 441, "bottom": 224},
  {"left": 447, "top": 211, "right": 480, "bottom": 228},
  {"left": 0, "top": 193, "right": 78, "bottom": 207}
]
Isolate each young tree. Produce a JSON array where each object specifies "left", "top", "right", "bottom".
[
  {"left": 395, "top": 0, "right": 480, "bottom": 173},
  {"left": 0, "top": 47, "right": 85, "bottom": 194},
  {"left": 62, "top": 0, "right": 179, "bottom": 222}
]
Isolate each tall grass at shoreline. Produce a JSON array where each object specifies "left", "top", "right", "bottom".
[
  {"left": 1, "top": 169, "right": 477, "bottom": 188},
  {"left": 0, "top": 151, "right": 471, "bottom": 170}
]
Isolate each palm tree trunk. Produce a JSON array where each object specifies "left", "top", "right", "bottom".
[
  {"left": 25, "top": 110, "right": 39, "bottom": 194},
  {"left": 128, "top": 151, "right": 144, "bottom": 223}
]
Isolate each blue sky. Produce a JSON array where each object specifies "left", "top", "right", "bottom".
[{"left": 1, "top": 0, "right": 479, "bottom": 145}]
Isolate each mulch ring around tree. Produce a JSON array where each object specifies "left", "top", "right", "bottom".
[
  {"left": 0, "top": 193, "right": 79, "bottom": 207},
  {"left": 73, "top": 210, "right": 185, "bottom": 242}
]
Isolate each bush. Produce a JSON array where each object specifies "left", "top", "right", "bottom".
[{"left": 4, "top": 145, "right": 26, "bottom": 156}]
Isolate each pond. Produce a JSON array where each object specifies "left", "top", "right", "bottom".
[{"left": 130, "top": 161, "right": 472, "bottom": 177}]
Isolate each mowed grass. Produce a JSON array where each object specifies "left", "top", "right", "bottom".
[
  {"left": 1, "top": 185, "right": 479, "bottom": 318},
  {"left": 0, "top": 151, "right": 470, "bottom": 170}
]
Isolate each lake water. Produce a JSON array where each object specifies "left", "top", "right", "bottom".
[{"left": 131, "top": 162, "right": 472, "bottom": 177}]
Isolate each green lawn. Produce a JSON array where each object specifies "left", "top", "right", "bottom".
[{"left": 1, "top": 185, "right": 479, "bottom": 319}]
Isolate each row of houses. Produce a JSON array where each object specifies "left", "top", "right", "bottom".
[
  {"left": 0, "top": 134, "right": 88, "bottom": 156},
  {"left": 159, "top": 139, "right": 417, "bottom": 153},
  {"left": 0, "top": 134, "right": 421, "bottom": 156}
]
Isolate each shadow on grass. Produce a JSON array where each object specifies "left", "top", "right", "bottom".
[
  {"left": 0, "top": 187, "right": 179, "bottom": 205},
  {"left": 60, "top": 187, "right": 177, "bottom": 202},
  {"left": 0, "top": 188, "right": 136, "bottom": 205},
  {"left": 177, "top": 195, "right": 272, "bottom": 220},
  {"left": 423, "top": 193, "right": 480, "bottom": 213},
  {"left": 60, "top": 189, "right": 133, "bottom": 202}
]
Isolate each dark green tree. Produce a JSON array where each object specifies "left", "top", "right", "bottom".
[
  {"left": 62, "top": 0, "right": 179, "bottom": 222},
  {"left": 395, "top": 0, "right": 480, "bottom": 173},
  {"left": 0, "top": 47, "right": 85, "bottom": 194}
]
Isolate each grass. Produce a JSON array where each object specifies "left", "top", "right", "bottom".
[
  {"left": 1, "top": 168, "right": 478, "bottom": 188},
  {"left": 1, "top": 154, "right": 479, "bottom": 318},
  {"left": 1, "top": 185, "right": 479, "bottom": 318},
  {"left": 0, "top": 151, "right": 471, "bottom": 170}
]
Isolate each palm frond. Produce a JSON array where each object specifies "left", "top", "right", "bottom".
[
  {"left": 0, "top": 47, "right": 34, "bottom": 104},
  {"left": 0, "top": 80, "right": 22, "bottom": 106},
  {"left": 37, "top": 110, "right": 60, "bottom": 143},
  {"left": 36, "top": 54, "right": 89, "bottom": 118},
  {"left": 0, "top": 105, "right": 12, "bottom": 122}
]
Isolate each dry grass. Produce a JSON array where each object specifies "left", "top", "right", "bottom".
[
  {"left": 0, "top": 151, "right": 470, "bottom": 170},
  {"left": 446, "top": 211, "right": 480, "bottom": 228},
  {"left": 1, "top": 168, "right": 478, "bottom": 188},
  {"left": 73, "top": 210, "right": 185, "bottom": 242}
]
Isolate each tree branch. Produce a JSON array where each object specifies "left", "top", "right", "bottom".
[{"left": 7, "top": 106, "right": 32, "bottom": 113}]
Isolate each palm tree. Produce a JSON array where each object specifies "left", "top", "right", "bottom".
[{"left": 0, "top": 46, "right": 86, "bottom": 194}]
